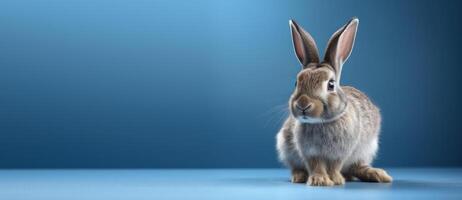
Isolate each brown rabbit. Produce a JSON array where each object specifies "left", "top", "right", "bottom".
[{"left": 276, "top": 18, "right": 392, "bottom": 186}]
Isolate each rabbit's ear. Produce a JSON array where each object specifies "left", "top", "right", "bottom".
[
  {"left": 324, "top": 18, "right": 359, "bottom": 79},
  {"left": 289, "top": 20, "right": 320, "bottom": 67}
]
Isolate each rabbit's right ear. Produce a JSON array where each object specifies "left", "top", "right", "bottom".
[{"left": 289, "top": 20, "right": 320, "bottom": 67}]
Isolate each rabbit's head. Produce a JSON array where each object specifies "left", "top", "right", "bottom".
[{"left": 289, "top": 18, "right": 358, "bottom": 123}]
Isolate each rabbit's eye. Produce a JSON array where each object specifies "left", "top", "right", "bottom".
[{"left": 327, "top": 79, "right": 335, "bottom": 91}]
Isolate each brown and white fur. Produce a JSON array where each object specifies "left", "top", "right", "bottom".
[{"left": 276, "top": 18, "right": 392, "bottom": 186}]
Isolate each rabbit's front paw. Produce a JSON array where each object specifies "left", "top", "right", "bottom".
[
  {"left": 329, "top": 172, "right": 345, "bottom": 185},
  {"left": 307, "top": 174, "right": 334, "bottom": 186}
]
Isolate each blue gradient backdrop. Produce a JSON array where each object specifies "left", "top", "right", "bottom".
[{"left": 0, "top": 0, "right": 461, "bottom": 168}]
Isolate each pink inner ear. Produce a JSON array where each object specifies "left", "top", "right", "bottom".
[
  {"left": 292, "top": 29, "right": 306, "bottom": 64},
  {"left": 337, "top": 23, "right": 357, "bottom": 62}
]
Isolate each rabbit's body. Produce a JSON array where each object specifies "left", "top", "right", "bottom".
[
  {"left": 276, "top": 18, "right": 392, "bottom": 186},
  {"left": 277, "top": 86, "right": 380, "bottom": 173}
]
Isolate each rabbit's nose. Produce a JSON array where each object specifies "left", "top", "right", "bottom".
[{"left": 296, "top": 102, "right": 313, "bottom": 112}]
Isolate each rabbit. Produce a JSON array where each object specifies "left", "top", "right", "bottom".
[{"left": 276, "top": 18, "right": 392, "bottom": 186}]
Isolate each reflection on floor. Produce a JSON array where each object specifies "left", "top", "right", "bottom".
[{"left": 0, "top": 168, "right": 461, "bottom": 199}]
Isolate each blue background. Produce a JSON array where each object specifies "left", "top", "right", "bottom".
[{"left": 0, "top": 0, "right": 460, "bottom": 168}]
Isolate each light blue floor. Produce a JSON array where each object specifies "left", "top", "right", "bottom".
[{"left": 0, "top": 168, "right": 461, "bottom": 199}]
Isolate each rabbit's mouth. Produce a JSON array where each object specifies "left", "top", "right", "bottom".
[
  {"left": 296, "top": 115, "right": 324, "bottom": 124},
  {"left": 296, "top": 109, "right": 346, "bottom": 124}
]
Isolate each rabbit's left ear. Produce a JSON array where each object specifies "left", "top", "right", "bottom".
[{"left": 324, "top": 18, "right": 359, "bottom": 79}]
